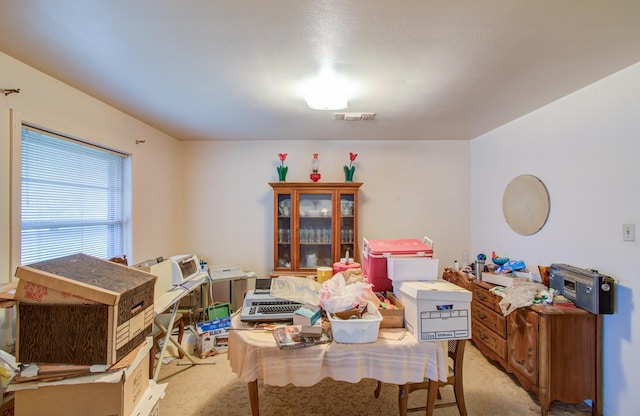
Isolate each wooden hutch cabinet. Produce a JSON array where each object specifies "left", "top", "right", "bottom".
[
  {"left": 443, "top": 269, "right": 602, "bottom": 416},
  {"left": 269, "top": 182, "right": 362, "bottom": 275}
]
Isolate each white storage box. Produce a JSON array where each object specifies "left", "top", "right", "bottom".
[
  {"left": 328, "top": 301, "right": 382, "bottom": 343},
  {"left": 397, "top": 280, "right": 472, "bottom": 341},
  {"left": 387, "top": 257, "right": 439, "bottom": 281},
  {"left": 481, "top": 272, "right": 530, "bottom": 287}
]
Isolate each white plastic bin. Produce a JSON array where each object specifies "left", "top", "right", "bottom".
[
  {"left": 328, "top": 301, "right": 382, "bottom": 343},
  {"left": 387, "top": 257, "right": 439, "bottom": 281}
]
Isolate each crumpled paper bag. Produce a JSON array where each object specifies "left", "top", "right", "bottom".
[{"left": 498, "top": 281, "right": 547, "bottom": 316}]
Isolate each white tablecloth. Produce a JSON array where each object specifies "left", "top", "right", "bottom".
[{"left": 228, "top": 314, "right": 448, "bottom": 387}]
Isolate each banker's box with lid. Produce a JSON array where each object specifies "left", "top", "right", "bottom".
[
  {"left": 15, "top": 253, "right": 156, "bottom": 365},
  {"left": 362, "top": 237, "right": 434, "bottom": 292},
  {"left": 396, "top": 280, "right": 471, "bottom": 341}
]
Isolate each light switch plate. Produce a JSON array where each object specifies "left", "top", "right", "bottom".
[{"left": 623, "top": 224, "right": 635, "bottom": 242}]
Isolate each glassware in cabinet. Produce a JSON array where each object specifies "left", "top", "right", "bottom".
[
  {"left": 276, "top": 192, "right": 292, "bottom": 269},
  {"left": 298, "top": 192, "right": 333, "bottom": 269}
]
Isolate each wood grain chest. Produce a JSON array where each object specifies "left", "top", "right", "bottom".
[
  {"left": 15, "top": 253, "right": 156, "bottom": 365},
  {"left": 471, "top": 280, "right": 508, "bottom": 366},
  {"left": 455, "top": 274, "right": 602, "bottom": 415}
]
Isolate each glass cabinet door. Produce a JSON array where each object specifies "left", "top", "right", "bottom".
[
  {"left": 276, "top": 192, "right": 292, "bottom": 270},
  {"left": 297, "top": 192, "right": 333, "bottom": 269},
  {"left": 338, "top": 192, "right": 356, "bottom": 261}
]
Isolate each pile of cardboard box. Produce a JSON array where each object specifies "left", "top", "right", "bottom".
[
  {"left": 7, "top": 254, "right": 166, "bottom": 416},
  {"left": 361, "top": 238, "right": 472, "bottom": 342}
]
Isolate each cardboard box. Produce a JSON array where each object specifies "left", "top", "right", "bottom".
[
  {"left": 14, "top": 281, "right": 100, "bottom": 305},
  {"left": 396, "top": 280, "right": 472, "bottom": 341},
  {"left": 362, "top": 238, "right": 434, "bottom": 292},
  {"left": 11, "top": 338, "right": 151, "bottom": 416},
  {"left": 380, "top": 291, "right": 404, "bottom": 328},
  {"left": 194, "top": 318, "right": 230, "bottom": 358},
  {"left": 0, "top": 395, "right": 14, "bottom": 416},
  {"left": 132, "top": 258, "right": 173, "bottom": 303},
  {"left": 387, "top": 257, "right": 439, "bottom": 281},
  {"left": 195, "top": 332, "right": 218, "bottom": 359},
  {"left": 130, "top": 381, "right": 166, "bottom": 416},
  {"left": 15, "top": 253, "right": 155, "bottom": 365},
  {"left": 293, "top": 305, "right": 321, "bottom": 326}
]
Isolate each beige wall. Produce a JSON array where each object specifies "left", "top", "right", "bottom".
[
  {"left": 180, "top": 139, "right": 471, "bottom": 277},
  {"left": 471, "top": 62, "right": 640, "bottom": 416},
  {"left": 0, "top": 52, "right": 185, "bottom": 349}
]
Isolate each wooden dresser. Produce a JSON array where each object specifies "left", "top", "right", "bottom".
[{"left": 443, "top": 268, "right": 602, "bottom": 416}]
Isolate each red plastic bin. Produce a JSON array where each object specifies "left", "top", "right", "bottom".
[{"left": 362, "top": 237, "right": 434, "bottom": 292}]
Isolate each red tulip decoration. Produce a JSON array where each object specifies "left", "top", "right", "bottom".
[
  {"left": 277, "top": 153, "right": 288, "bottom": 181},
  {"left": 344, "top": 152, "right": 357, "bottom": 182}
]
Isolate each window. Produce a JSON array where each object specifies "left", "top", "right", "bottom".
[{"left": 20, "top": 124, "right": 130, "bottom": 265}]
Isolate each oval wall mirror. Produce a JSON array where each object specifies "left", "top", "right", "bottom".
[{"left": 502, "top": 174, "right": 550, "bottom": 236}]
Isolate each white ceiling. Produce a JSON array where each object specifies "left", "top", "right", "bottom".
[{"left": 1, "top": 1, "right": 640, "bottom": 141}]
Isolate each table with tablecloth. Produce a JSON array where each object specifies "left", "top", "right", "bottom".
[{"left": 228, "top": 313, "right": 448, "bottom": 416}]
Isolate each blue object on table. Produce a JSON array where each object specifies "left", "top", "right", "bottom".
[{"left": 492, "top": 257, "right": 510, "bottom": 266}]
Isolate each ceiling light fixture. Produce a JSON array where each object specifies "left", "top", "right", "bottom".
[
  {"left": 333, "top": 112, "right": 376, "bottom": 121},
  {"left": 303, "top": 69, "right": 349, "bottom": 111}
]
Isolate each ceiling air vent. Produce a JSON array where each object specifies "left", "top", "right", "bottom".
[{"left": 332, "top": 112, "right": 376, "bottom": 121}]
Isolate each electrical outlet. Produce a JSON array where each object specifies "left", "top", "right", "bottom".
[{"left": 623, "top": 224, "right": 635, "bottom": 242}]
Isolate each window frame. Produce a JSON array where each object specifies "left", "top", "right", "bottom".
[{"left": 10, "top": 112, "right": 132, "bottom": 271}]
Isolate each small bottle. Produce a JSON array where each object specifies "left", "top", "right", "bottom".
[
  {"left": 475, "top": 260, "right": 485, "bottom": 280},
  {"left": 454, "top": 260, "right": 459, "bottom": 270}
]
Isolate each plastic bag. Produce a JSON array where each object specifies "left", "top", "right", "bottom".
[
  {"left": 496, "top": 260, "right": 526, "bottom": 274},
  {"left": 498, "top": 281, "right": 547, "bottom": 316},
  {"left": 0, "top": 348, "right": 18, "bottom": 390},
  {"left": 319, "top": 273, "right": 375, "bottom": 313},
  {"left": 269, "top": 276, "right": 321, "bottom": 305}
]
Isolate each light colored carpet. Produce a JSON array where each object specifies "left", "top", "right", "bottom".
[{"left": 156, "top": 341, "right": 592, "bottom": 416}]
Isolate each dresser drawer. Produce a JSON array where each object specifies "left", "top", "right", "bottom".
[
  {"left": 472, "top": 319, "right": 507, "bottom": 361},
  {"left": 472, "top": 301, "right": 506, "bottom": 338},
  {"left": 472, "top": 281, "right": 503, "bottom": 314}
]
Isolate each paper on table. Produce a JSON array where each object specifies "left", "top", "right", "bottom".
[
  {"left": 377, "top": 328, "right": 408, "bottom": 341},
  {"left": 270, "top": 276, "right": 321, "bottom": 305}
]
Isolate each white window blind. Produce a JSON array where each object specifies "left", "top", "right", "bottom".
[{"left": 21, "top": 125, "right": 129, "bottom": 265}]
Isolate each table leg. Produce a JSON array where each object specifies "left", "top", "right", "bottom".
[
  {"left": 248, "top": 380, "right": 259, "bottom": 416},
  {"left": 153, "top": 304, "right": 180, "bottom": 381},
  {"left": 398, "top": 385, "right": 409, "bottom": 416}
]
